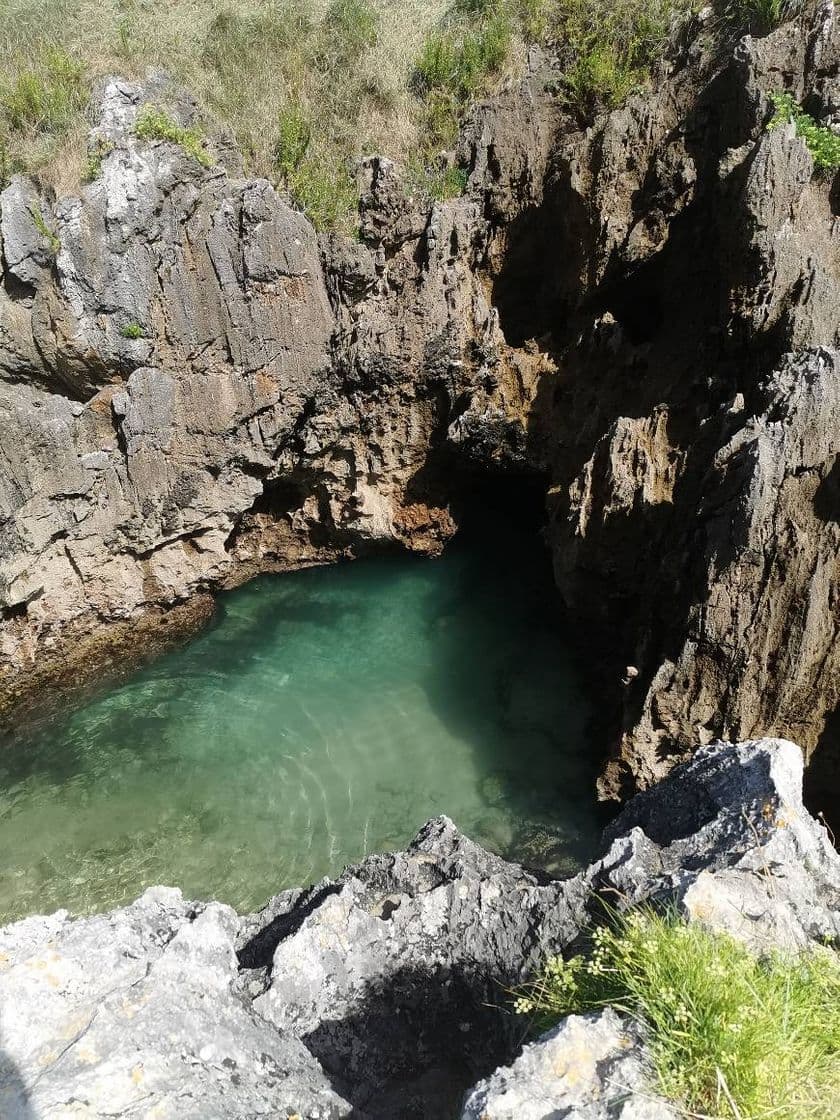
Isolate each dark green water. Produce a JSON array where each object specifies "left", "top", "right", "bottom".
[{"left": 0, "top": 520, "right": 599, "bottom": 922}]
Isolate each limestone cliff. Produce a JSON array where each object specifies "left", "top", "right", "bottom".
[
  {"left": 0, "top": 70, "right": 555, "bottom": 713},
  {"left": 1, "top": 4, "right": 839, "bottom": 811}
]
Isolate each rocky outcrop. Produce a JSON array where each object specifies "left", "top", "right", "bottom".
[
  {"left": 528, "top": 6, "right": 840, "bottom": 809},
  {"left": 0, "top": 889, "right": 351, "bottom": 1119},
  {"left": 1, "top": 739, "right": 837, "bottom": 1118},
  {"left": 0, "top": 66, "right": 560, "bottom": 721},
  {"left": 461, "top": 1009, "right": 676, "bottom": 1120}
]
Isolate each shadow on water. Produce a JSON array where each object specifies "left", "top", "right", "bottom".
[{"left": 416, "top": 474, "right": 602, "bottom": 871}]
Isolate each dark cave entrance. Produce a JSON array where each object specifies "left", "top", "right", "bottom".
[
  {"left": 448, "top": 467, "right": 551, "bottom": 539},
  {"left": 490, "top": 195, "right": 583, "bottom": 348},
  {"left": 804, "top": 710, "right": 840, "bottom": 842}
]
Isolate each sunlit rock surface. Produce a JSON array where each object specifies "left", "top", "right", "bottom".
[
  {"left": 1, "top": 739, "right": 837, "bottom": 1118},
  {"left": 461, "top": 1009, "right": 676, "bottom": 1120}
]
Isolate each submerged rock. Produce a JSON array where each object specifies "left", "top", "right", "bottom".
[{"left": 0, "top": 739, "right": 837, "bottom": 1118}]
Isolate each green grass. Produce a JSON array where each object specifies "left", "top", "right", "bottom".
[
  {"left": 0, "top": 41, "right": 87, "bottom": 187},
  {"left": 0, "top": 0, "right": 719, "bottom": 225},
  {"left": 82, "top": 137, "right": 114, "bottom": 182},
  {"left": 415, "top": 8, "right": 513, "bottom": 146},
  {"left": 134, "top": 105, "right": 213, "bottom": 169},
  {"left": 537, "top": 0, "right": 698, "bottom": 115},
  {"left": 768, "top": 91, "right": 840, "bottom": 172},
  {"left": 724, "top": 0, "right": 796, "bottom": 35},
  {"left": 286, "top": 156, "right": 359, "bottom": 231},
  {"left": 425, "top": 163, "right": 470, "bottom": 200},
  {"left": 515, "top": 907, "right": 840, "bottom": 1120},
  {"left": 27, "top": 203, "right": 60, "bottom": 253},
  {"left": 0, "top": 45, "right": 85, "bottom": 134}
]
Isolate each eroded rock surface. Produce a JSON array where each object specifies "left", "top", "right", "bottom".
[
  {"left": 0, "top": 887, "right": 351, "bottom": 1119},
  {"left": 532, "top": 6, "right": 840, "bottom": 805},
  {"left": 598, "top": 737, "right": 840, "bottom": 950},
  {"left": 0, "top": 69, "right": 556, "bottom": 718},
  {"left": 1, "top": 739, "right": 837, "bottom": 1118},
  {"left": 461, "top": 1009, "right": 676, "bottom": 1120}
]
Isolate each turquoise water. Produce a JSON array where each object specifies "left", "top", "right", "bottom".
[{"left": 0, "top": 522, "right": 599, "bottom": 921}]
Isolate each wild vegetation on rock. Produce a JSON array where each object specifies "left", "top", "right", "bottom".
[
  {"left": 133, "top": 103, "right": 213, "bottom": 168},
  {"left": 516, "top": 907, "right": 840, "bottom": 1120},
  {"left": 769, "top": 90, "right": 840, "bottom": 170},
  {"left": 0, "top": 0, "right": 799, "bottom": 228}
]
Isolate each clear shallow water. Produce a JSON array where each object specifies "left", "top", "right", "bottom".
[{"left": 0, "top": 523, "right": 600, "bottom": 922}]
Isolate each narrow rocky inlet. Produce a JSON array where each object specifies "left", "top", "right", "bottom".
[
  {"left": 0, "top": 496, "right": 601, "bottom": 922},
  {"left": 0, "top": 0, "right": 839, "bottom": 1115}
]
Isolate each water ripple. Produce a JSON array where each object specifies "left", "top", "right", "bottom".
[{"left": 0, "top": 533, "right": 600, "bottom": 920}]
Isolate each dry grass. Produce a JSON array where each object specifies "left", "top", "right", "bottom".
[
  {"left": 0, "top": 0, "right": 752, "bottom": 226},
  {"left": 0, "top": 0, "right": 457, "bottom": 222}
]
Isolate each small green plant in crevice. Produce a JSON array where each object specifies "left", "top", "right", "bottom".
[
  {"left": 410, "top": 160, "right": 469, "bottom": 202},
  {"left": 514, "top": 907, "right": 840, "bottom": 1120},
  {"left": 724, "top": 0, "right": 797, "bottom": 36},
  {"left": 134, "top": 105, "right": 213, "bottom": 169},
  {"left": 272, "top": 101, "right": 357, "bottom": 232},
  {"left": 768, "top": 91, "right": 840, "bottom": 172},
  {"left": 27, "top": 203, "right": 60, "bottom": 254},
  {"left": 428, "top": 162, "right": 469, "bottom": 200},
  {"left": 120, "top": 321, "right": 144, "bottom": 340},
  {"left": 287, "top": 157, "right": 359, "bottom": 233},
  {"left": 82, "top": 137, "right": 115, "bottom": 183}
]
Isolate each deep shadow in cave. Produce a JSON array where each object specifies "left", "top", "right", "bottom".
[
  {"left": 427, "top": 469, "right": 609, "bottom": 870},
  {"left": 804, "top": 706, "right": 840, "bottom": 842},
  {"left": 490, "top": 190, "right": 584, "bottom": 348}
]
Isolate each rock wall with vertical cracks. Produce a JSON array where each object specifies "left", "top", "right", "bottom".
[
  {"left": 1, "top": 4, "right": 839, "bottom": 817},
  {"left": 463, "top": 2, "right": 840, "bottom": 819}
]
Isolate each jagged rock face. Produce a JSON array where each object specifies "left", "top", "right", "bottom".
[
  {"left": 460, "top": 1009, "right": 676, "bottom": 1120},
  {"left": 1, "top": 6, "right": 839, "bottom": 807},
  {"left": 1, "top": 740, "right": 837, "bottom": 1118},
  {"left": 0, "top": 72, "right": 557, "bottom": 718},
  {"left": 0, "top": 79, "right": 337, "bottom": 706},
  {"left": 0, "top": 887, "right": 352, "bottom": 1119},
  {"left": 488, "top": 3, "right": 840, "bottom": 807}
]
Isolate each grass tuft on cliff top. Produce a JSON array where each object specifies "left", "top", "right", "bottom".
[
  {"left": 515, "top": 906, "right": 840, "bottom": 1120},
  {"left": 0, "top": 0, "right": 793, "bottom": 227}
]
